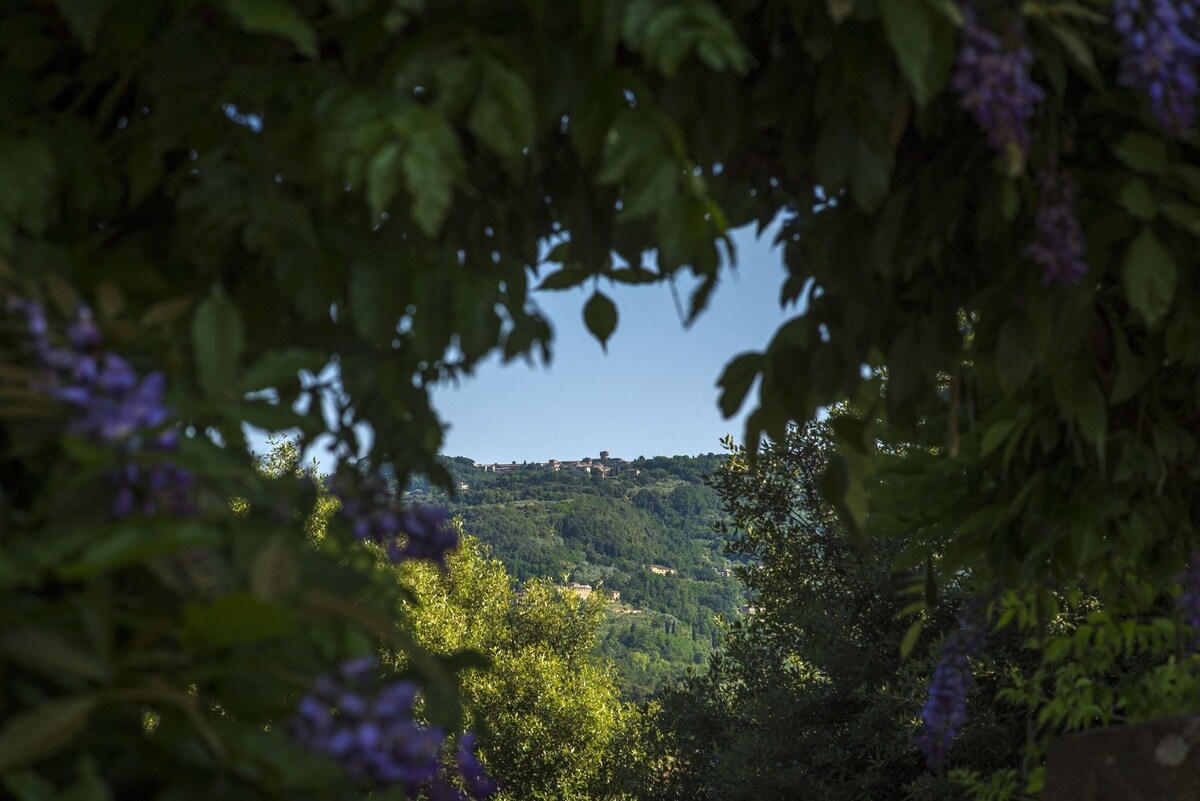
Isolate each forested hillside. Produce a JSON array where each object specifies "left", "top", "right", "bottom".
[{"left": 406, "top": 454, "right": 746, "bottom": 699}]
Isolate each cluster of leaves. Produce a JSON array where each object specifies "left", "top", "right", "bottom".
[
  {"left": 4, "top": 0, "right": 1200, "bottom": 793},
  {"left": 952, "top": 586, "right": 1200, "bottom": 799},
  {"left": 646, "top": 425, "right": 1032, "bottom": 801},
  {"left": 644, "top": 425, "right": 1200, "bottom": 799},
  {"left": 705, "top": 0, "right": 1200, "bottom": 606},
  {"left": 392, "top": 534, "right": 658, "bottom": 801},
  {"left": 6, "top": 0, "right": 1192, "bottom": 648},
  {"left": 0, "top": 327, "right": 479, "bottom": 801}
]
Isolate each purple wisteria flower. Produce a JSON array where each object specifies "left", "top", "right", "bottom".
[
  {"left": 290, "top": 657, "right": 497, "bottom": 799},
  {"left": 10, "top": 299, "right": 196, "bottom": 518},
  {"left": 455, "top": 733, "right": 500, "bottom": 800},
  {"left": 388, "top": 507, "right": 459, "bottom": 563},
  {"left": 915, "top": 616, "right": 986, "bottom": 770},
  {"left": 15, "top": 300, "right": 172, "bottom": 443},
  {"left": 1025, "top": 170, "right": 1088, "bottom": 286},
  {"left": 333, "top": 473, "right": 458, "bottom": 565},
  {"left": 1114, "top": 0, "right": 1200, "bottom": 137},
  {"left": 952, "top": 3, "right": 1046, "bottom": 167},
  {"left": 1176, "top": 550, "right": 1200, "bottom": 654},
  {"left": 107, "top": 437, "right": 199, "bottom": 519}
]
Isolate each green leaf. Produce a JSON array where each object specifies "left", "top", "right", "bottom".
[
  {"left": 235, "top": 400, "right": 310, "bottom": 434},
  {"left": 327, "top": 0, "right": 378, "bottom": 16},
  {"left": 687, "top": 272, "right": 718, "bottom": 323},
  {"left": 717, "top": 352, "right": 763, "bottom": 418},
  {"left": 608, "top": 268, "right": 660, "bottom": 285},
  {"left": 1160, "top": 201, "right": 1200, "bottom": 237},
  {"left": 597, "top": 110, "right": 661, "bottom": 186},
  {"left": 1165, "top": 309, "right": 1200, "bottom": 364},
  {"left": 53, "top": 0, "right": 110, "bottom": 49},
  {"left": 980, "top": 419, "right": 1016, "bottom": 456},
  {"left": 819, "top": 453, "right": 869, "bottom": 549},
  {"left": 1114, "top": 133, "right": 1169, "bottom": 175},
  {"left": 193, "top": 286, "right": 246, "bottom": 400},
  {"left": 1052, "top": 357, "right": 1107, "bottom": 458},
  {"left": 0, "top": 628, "right": 109, "bottom": 684},
  {"left": 61, "top": 757, "right": 111, "bottom": 801},
  {"left": 1122, "top": 228, "right": 1177, "bottom": 328},
  {"left": 879, "top": 0, "right": 955, "bottom": 106},
  {"left": 394, "top": 106, "right": 464, "bottom": 237},
  {"left": 183, "top": 593, "right": 297, "bottom": 651},
  {"left": 468, "top": 61, "right": 535, "bottom": 160},
  {"left": 437, "top": 648, "right": 492, "bottom": 673},
  {"left": 348, "top": 261, "right": 403, "bottom": 341},
  {"left": 126, "top": 141, "right": 163, "bottom": 206},
  {"left": 1045, "top": 21, "right": 1099, "bottom": 82},
  {"left": 43, "top": 272, "right": 80, "bottom": 317},
  {"left": 570, "top": 73, "right": 625, "bottom": 165},
  {"left": 366, "top": 142, "right": 401, "bottom": 217},
  {"left": 142, "top": 296, "right": 194, "bottom": 328},
  {"left": 1119, "top": 177, "right": 1157, "bottom": 220},
  {"left": 619, "top": 159, "right": 681, "bottom": 221},
  {"left": 219, "top": 0, "right": 318, "bottom": 57},
  {"left": 251, "top": 537, "right": 299, "bottom": 602},
  {"left": 830, "top": 415, "right": 873, "bottom": 455},
  {"left": 0, "top": 136, "right": 54, "bottom": 235},
  {"left": 239, "top": 348, "right": 325, "bottom": 394},
  {"left": 815, "top": 112, "right": 855, "bottom": 189},
  {"left": 583, "top": 291, "right": 618, "bottom": 351},
  {"left": 57, "top": 522, "right": 221, "bottom": 580},
  {"left": 3, "top": 771, "right": 56, "bottom": 801},
  {"left": 851, "top": 137, "right": 890, "bottom": 211},
  {"left": 1110, "top": 327, "right": 1149, "bottom": 403},
  {"left": 995, "top": 318, "right": 1035, "bottom": 395},
  {"left": 0, "top": 696, "right": 98, "bottom": 773},
  {"left": 537, "top": 267, "right": 589, "bottom": 291},
  {"left": 1074, "top": 381, "right": 1108, "bottom": 456},
  {"left": 625, "top": 1, "right": 751, "bottom": 76},
  {"left": 899, "top": 618, "right": 924, "bottom": 658},
  {"left": 544, "top": 241, "right": 570, "bottom": 263},
  {"left": 1001, "top": 178, "right": 1020, "bottom": 220}
]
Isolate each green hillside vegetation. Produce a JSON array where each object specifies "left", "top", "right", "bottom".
[
  {"left": 406, "top": 454, "right": 746, "bottom": 699},
  {"left": 392, "top": 536, "right": 656, "bottom": 801}
]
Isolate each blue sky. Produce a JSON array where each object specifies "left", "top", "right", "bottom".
[{"left": 431, "top": 223, "right": 798, "bottom": 463}]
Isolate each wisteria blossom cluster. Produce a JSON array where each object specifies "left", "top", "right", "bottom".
[
  {"left": 915, "top": 616, "right": 986, "bottom": 770},
  {"left": 1025, "top": 171, "right": 1088, "bottom": 286},
  {"left": 1177, "top": 550, "right": 1200, "bottom": 654},
  {"left": 290, "top": 657, "right": 497, "bottom": 799},
  {"left": 17, "top": 302, "right": 171, "bottom": 442},
  {"left": 1114, "top": 0, "right": 1200, "bottom": 137},
  {"left": 952, "top": 3, "right": 1045, "bottom": 165},
  {"left": 332, "top": 473, "right": 458, "bottom": 565},
  {"left": 105, "top": 450, "right": 198, "bottom": 519},
  {"left": 9, "top": 299, "right": 196, "bottom": 518}
]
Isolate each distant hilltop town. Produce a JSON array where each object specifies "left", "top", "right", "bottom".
[{"left": 472, "top": 451, "right": 640, "bottom": 479}]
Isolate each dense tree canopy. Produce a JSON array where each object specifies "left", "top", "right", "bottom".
[
  {"left": 413, "top": 455, "right": 741, "bottom": 698},
  {"left": 394, "top": 536, "right": 656, "bottom": 801},
  {"left": 649, "top": 426, "right": 1031, "bottom": 801},
  {"left": 3, "top": 0, "right": 1200, "bottom": 796},
  {"left": 4, "top": 0, "right": 1197, "bottom": 596}
]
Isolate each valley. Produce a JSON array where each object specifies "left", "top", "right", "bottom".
[{"left": 406, "top": 452, "right": 749, "bottom": 699}]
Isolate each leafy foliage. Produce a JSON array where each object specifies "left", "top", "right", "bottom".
[
  {"left": 393, "top": 535, "right": 656, "bottom": 801},
  {"left": 411, "top": 454, "right": 744, "bottom": 699},
  {"left": 0, "top": 413, "right": 478, "bottom": 799},
  {"left": 952, "top": 587, "right": 1200, "bottom": 799},
  {"left": 4, "top": 0, "right": 1200, "bottom": 794},
  {"left": 647, "top": 426, "right": 1031, "bottom": 801}
]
